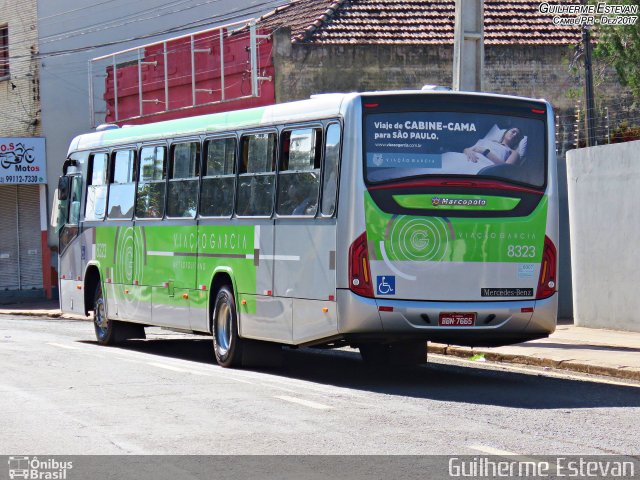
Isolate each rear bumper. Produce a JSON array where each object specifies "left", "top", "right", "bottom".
[{"left": 336, "top": 289, "right": 557, "bottom": 347}]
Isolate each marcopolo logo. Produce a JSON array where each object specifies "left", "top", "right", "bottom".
[
  {"left": 7, "top": 456, "right": 73, "bottom": 479},
  {"left": 432, "top": 196, "right": 487, "bottom": 207}
]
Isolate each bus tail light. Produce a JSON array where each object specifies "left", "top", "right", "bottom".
[
  {"left": 536, "top": 236, "right": 557, "bottom": 299},
  {"left": 349, "top": 232, "right": 374, "bottom": 298}
]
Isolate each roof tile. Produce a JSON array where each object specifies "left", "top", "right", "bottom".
[{"left": 256, "top": 0, "right": 583, "bottom": 45}]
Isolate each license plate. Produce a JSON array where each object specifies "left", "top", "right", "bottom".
[{"left": 438, "top": 312, "right": 476, "bottom": 326}]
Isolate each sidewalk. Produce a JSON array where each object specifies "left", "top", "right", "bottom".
[
  {"left": 0, "top": 299, "right": 85, "bottom": 320},
  {"left": 429, "top": 324, "right": 640, "bottom": 381},
  {"left": 0, "top": 300, "right": 59, "bottom": 314},
  {"left": 1, "top": 300, "right": 639, "bottom": 381}
]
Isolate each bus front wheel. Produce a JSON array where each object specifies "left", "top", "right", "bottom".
[
  {"left": 212, "top": 285, "right": 243, "bottom": 368},
  {"left": 93, "top": 283, "right": 119, "bottom": 345},
  {"left": 93, "top": 283, "right": 145, "bottom": 345}
]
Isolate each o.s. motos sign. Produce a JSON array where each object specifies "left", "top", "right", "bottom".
[{"left": 0, "top": 137, "right": 46, "bottom": 184}]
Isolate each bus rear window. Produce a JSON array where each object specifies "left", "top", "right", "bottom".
[{"left": 364, "top": 111, "right": 546, "bottom": 188}]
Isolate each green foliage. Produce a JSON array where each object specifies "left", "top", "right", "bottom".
[
  {"left": 564, "top": 87, "right": 583, "bottom": 100},
  {"left": 609, "top": 121, "right": 640, "bottom": 143},
  {"left": 591, "top": 0, "right": 640, "bottom": 98}
]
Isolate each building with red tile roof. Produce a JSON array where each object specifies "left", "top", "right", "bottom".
[{"left": 257, "top": 0, "right": 582, "bottom": 46}]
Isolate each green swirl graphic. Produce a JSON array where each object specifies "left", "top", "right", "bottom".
[
  {"left": 114, "top": 226, "right": 145, "bottom": 311},
  {"left": 386, "top": 216, "right": 450, "bottom": 262}
]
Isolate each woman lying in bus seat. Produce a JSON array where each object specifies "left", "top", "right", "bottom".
[{"left": 463, "top": 126, "right": 527, "bottom": 166}]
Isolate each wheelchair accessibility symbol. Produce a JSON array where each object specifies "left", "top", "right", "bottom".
[{"left": 376, "top": 276, "right": 396, "bottom": 295}]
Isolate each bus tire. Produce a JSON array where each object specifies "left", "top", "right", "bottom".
[
  {"left": 93, "top": 283, "right": 118, "bottom": 345},
  {"left": 212, "top": 285, "right": 243, "bottom": 368}
]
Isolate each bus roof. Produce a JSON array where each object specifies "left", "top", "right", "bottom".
[{"left": 68, "top": 90, "right": 549, "bottom": 155}]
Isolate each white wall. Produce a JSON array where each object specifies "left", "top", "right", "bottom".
[{"left": 567, "top": 140, "right": 640, "bottom": 332}]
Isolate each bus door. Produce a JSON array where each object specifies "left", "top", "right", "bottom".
[
  {"left": 54, "top": 172, "right": 85, "bottom": 315},
  {"left": 196, "top": 136, "right": 252, "bottom": 333},
  {"left": 102, "top": 149, "right": 150, "bottom": 324},
  {"left": 273, "top": 124, "right": 341, "bottom": 344},
  {"left": 231, "top": 132, "right": 288, "bottom": 342},
  {"left": 136, "top": 144, "right": 192, "bottom": 330},
  {"left": 163, "top": 141, "right": 200, "bottom": 329}
]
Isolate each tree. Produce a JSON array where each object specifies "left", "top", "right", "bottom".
[{"left": 592, "top": 0, "right": 640, "bottom": 99}]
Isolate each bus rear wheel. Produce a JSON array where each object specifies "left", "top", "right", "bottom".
[{"left": 212, "top": 285, "right": 244, "bottom": 368}]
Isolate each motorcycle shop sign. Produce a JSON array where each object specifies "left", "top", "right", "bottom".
[{"left": 0, "top": 137, "right": 46, "bottom": 184}]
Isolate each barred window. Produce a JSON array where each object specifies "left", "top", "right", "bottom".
[
  {"left": 321, "top": 123, "right": 341, "bottom": 216},
  {"left": 0, "top": 25, "right": 8, "bottom": 78},
  {"left": 107, "top": 150, "right": 136, "bottom": 219},
  {"left": 85, "top": 153, "right": 108, "bottom": 221},
  {"left": 136, "top": 146, "right": 166, "bottom": 219},
  {"left": 167, "top": 142, "right": 200, "bottom": 218},
  {"left": 201, "top": 137, "right": 237, "bottom": 217},
  {"left": 236, "top": 133, "right": 276, "bottom": 216},
  {"left": 276, "top": 128, "right": 322, "bottom": 216}
]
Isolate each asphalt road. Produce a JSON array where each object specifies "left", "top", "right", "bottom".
[{"left": 1, "top": 315, "right": 639, "bottom": 456}]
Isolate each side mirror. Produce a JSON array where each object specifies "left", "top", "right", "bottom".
[{"left": 58, "top": 176, "right": 70, "bottom": 201}]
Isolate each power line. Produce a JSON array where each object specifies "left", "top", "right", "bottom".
[
  {"left": 39, "top": 0, "right": 235, "bottom": 45},
  {"left": 38, "top": 0, "right": 144, "bottom": 22},
  {"left": 2, "top": 0, "right": 287, "bottom": 53},
  {"left": 3, "top": 0, "right": 286, "bottom": 62}
]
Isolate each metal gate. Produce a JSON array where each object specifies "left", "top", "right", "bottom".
[{"left": 0, "top": 185, "right": 43, "bottom": 290}]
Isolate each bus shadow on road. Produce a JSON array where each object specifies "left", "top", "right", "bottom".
[
  {"left": 83, "top": 337, "right": 640, "bottom": 410},
  {"left": 282, "top": 348, "right": 640, "bottom": 410}
]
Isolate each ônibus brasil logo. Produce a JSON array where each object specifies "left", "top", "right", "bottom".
[
  {"left": 432, "top": 196, "right": 487, "bottom": 207},
  {"left": 7, "top": 456, "right": 73, "bottom": 479}
]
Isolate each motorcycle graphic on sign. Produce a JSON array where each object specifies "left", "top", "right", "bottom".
[{"left": 0, "top": 143, "right": 35, "bottom": 169}]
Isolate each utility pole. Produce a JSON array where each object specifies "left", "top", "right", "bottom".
[
  {"left": 452, "top": 0, "right": 484, "bottom": 91},
  {"left": 583, "top": 26, "right": 596, "bottom": 146}
]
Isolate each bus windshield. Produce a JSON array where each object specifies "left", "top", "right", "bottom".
[{"left": 364, "top": 111, "right": 546, "bottom": 188}]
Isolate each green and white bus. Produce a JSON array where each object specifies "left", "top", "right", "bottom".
[{"left": 52, "top": 90, "right": 558, "bottom": 367}]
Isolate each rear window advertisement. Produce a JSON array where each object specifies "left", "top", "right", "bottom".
[{"left": 365, "top": 112, "right": 546, "bottom": 187}]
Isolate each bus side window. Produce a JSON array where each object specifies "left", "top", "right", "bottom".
[
  {"left": 321, "top": 123, "right": 342, "bottom": 216},
  {"left": 237, "top": 133, "right": 276, "bottom": 216},
  {"left": 201, "top": 137, "right": 236, "bottom": 217},
  {"left": 277, "top": 127, "right": 322, "bottom": 216},
  {"left": 107, "top": 149, "right": 136, "bottom": 219},
  {"left": 85, "top": 152, "right": 108, "bottom": 221},
  {"left": 136, "top": 146, "right": 167, "bottom": 219},
  {"left": 167, "top": 142, "right": 200, "bottom": 218}
]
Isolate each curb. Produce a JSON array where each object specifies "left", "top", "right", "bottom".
[
  {"left": 428, "top": 344, "right": 640, "bottom": 382},
  {"left": 0, "top": 310, "right": 61, "bottom": 318}
]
